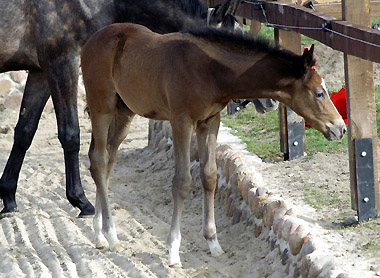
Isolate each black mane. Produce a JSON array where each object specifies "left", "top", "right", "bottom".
[
  {"left": 171, "top": 0, "right": 209, "bottom": 19},
  {"left": 184, "top": 27, "right": 294, "bottom": 57},
  {"left": 183, "top": 27, "right": 311, "bottom": 78}
]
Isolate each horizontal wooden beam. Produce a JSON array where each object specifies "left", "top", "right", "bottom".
[
  {"left": 314, "top": 1, "right": 380, "bottom": 19},
  {"left": 208, "top": 0, "right": 380, "bottom": 63}
]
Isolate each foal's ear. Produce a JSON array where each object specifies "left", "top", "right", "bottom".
[{"left": 302, "top": 44, "right": 316, "bottom": 68}]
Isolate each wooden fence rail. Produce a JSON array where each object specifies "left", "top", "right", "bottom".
[{"left": 209, "top": 0, "right": 380, "bottom": 63}]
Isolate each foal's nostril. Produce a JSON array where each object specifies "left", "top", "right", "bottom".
[{"left": 342, "top": 126, "right": 347, "bottom": 135}]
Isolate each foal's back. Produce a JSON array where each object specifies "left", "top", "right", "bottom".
[{"left": 82, "top": 23, "right": 223, "bottom": 122}]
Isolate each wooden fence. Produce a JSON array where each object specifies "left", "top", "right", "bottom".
[{"left": 207, "top": 0, "right": 380, "bottom": 221}]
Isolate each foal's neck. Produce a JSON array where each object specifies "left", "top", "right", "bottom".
[{"left": 212, "top": 50, "right": 296, "bottom": 103}]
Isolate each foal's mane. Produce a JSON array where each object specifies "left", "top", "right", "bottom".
[
  {"left": 170, "top": 0, "right": 209, "bottom": 19},
  {"left": 183, "top": 27, "right": 315, "bottom": 78}
]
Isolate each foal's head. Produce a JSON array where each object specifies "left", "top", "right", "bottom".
[{"left": 282, "top": 45, "right": 346, "bottom": 141}]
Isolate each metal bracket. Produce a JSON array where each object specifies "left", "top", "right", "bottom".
[
  {"left": 355, "top": 138, "right": 377, "bottom": 222},
  {"left": 279, "top": 105, "right": 304, "bottom": 160},
  {"left": 227, "top": 100, "right": 241, "bottom": 115}
]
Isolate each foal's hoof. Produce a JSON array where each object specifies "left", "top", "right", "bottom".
[
  {"left": 168, "top": 259, "right": 182, "bottom": 268},
  {"left": 168, "top": 252, "right": 182, "bottom": 268},
  {"left": 95, "top": 233, "right": 109, "bottom": 250},
  {"left": 169, "top": 261, "right": 182, "bottom": 268},
  {"left": 207, "top": 237, "right": 225, "bottom": 257},
  {"left": 109, "top": 241, "right": 122, "bottom": 252}
]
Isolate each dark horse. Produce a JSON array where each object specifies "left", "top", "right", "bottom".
[{"left": 0, "top": 0, "right": 243, "bottom": 216}]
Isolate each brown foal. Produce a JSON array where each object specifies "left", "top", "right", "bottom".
[{"left": 81, "top": 23, "right": 346, "bottom": 267}]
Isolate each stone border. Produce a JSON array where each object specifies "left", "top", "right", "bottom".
[{"left": 148, "top": 120, "right": 349, "bottom": 278}]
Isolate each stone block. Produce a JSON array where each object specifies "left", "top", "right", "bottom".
[
  {"left": 263, "top": 199, "right": 287, "bottom": 228},
  {"left": 228, "top": 164, "right": 244, "bottom": 194},
  {"left": 250, "top": 195, "right": 269, "bottom": 219},
  {"left": 226, "top": 194, "right": 236, "bottom": 217},
  {"left": 215, "top": 144, "right": 232, "bottom": 160},
  {"left": 10, "top": 71, "right": 28, "bottom": 83},
  {"left": 298, "top": 235, "right": 316, "bottom": 261},
  {"left": 239, "top": 172, "right": 263, "bottom": 203},
  {"left": 217, "top": 149, "right": 235, "bottom": 172},
  {"left": 281, "top": 216, "right": 297, "bottom": 241},
  {"left": 223, "top": 152, "right": 244, "bottom": 182},
  {"left": 4, "top": 92, "right": 22, "bottom": 110},
  {"left": 289, "top": 225, "right": 308, "bottom": 256},
  {"left": 0, "top": 79, "right": 13, "bottom": 97},
  {"left": 254, "top": 223, "right": 262, "bottom": 238},
  {"left": 273, "top": 207, "right": 288, "bottom": 235}
]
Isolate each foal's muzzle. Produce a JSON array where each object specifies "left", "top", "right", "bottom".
[{"left": 325, "top": 120, "right": 347, "bottom": 141}]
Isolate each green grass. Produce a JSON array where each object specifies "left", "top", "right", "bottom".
[
  {"left": 303, "top": 183, "right": 350, "bottom": 211},
  {"left": 254, "top": 24, "right": 319, "bottom": 47}
]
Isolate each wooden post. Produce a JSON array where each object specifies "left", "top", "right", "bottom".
[
  {"left": 342, "top": 0, "right": 379, "bottom": 212},
  {"left": 249, "top": 20, "right": 261, "bottom": 35},
  {"left": 274, "top": 29, "right": 305, "bottom": 160}
]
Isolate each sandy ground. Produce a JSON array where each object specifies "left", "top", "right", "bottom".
[{"left": 0, "top": 91, "right": 291, "bottom": 278}]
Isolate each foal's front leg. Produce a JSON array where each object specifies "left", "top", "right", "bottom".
[
  {"left": 167, "top": 118, "right": 193, "bottom": 267},
  {"left": 196, "top": 113, "right": 224, "bottom": 256}
]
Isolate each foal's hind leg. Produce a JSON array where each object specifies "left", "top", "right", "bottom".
[
  {"left": 88, "top": 93, "right": 134, "bottom": 251},
  {"left": 92, "top": 103, "right": 135, "bottom": 250},
  {"left": 195, "top": 113, "right": 224, "bottom": 256},
  {"left": 167, "top": 117, "right": 193, "bottom": 267},
  {"left": 0, "top": 71, "right": 50, "bottom": 214},
  {"left": 89, "top": 110, "right": 120, "bottom": 250}
]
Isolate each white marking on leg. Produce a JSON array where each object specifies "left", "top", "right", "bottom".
[
  {"left": 103, "top": 221, "right": 120, "bottom": 251},
  {"left": 207, "top": 234, "right": 224, "bottom": 257},
  {"left": 93, "top": 197, "right": 108, "bottom": 249},
  {"left": 168, "top": 235, "right": 182, "bottom": 267}
]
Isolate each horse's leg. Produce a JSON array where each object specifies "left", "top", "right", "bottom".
[
  {"left": 93, "top": 103, "right": 135, "bottom": 250},
  {"left": 167, "top": 118, "right": 193, "bottom": 267},
  {"left": 106, "top": 101, "right": 136, "bottom": 179},
  {"left": 195, "top": 113, "right": 224, "bottom": 256},
  {"left": 0, "top": 71, "right": 50, "bottom": 214},
  {"left": 89, "top": 106, "right": 121, "bottom": 251},
  {"left": 44, "top": 59, "right": 94, "bottom": 217}
]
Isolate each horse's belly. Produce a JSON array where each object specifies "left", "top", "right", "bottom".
[
  {"left": 116, "top": 87, "right": 170, "bottom": 121},
  {"left": 0, "top": 3, "right": 39, "bottom": 71}
]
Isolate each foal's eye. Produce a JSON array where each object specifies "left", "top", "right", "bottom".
[{"left": 314, "top": 91, "right": 324, "bottom": 99}]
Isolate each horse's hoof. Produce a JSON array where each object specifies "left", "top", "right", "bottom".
[
  {"left": 109, "top": 241, "right": 121, "bottom": 252},
  {"left": 168, "top": 253, "right": 182, "bottom": 268},
  {"left": 210, "top": 246, "right": 225, "bottom": 257},
  {"left": 208, "top": 236, "right": 224, "bottom": 257},
  {"left": 0, "top": 207, "right": 18, "bottom": 219},
  {"left": 95, "top": 234, "right": 109, "bottom": 249},
  {"left": 169, "top": 261, "right": 182, "bottom": 268},
  {"left": 78, "top": 203, "right": 95, "bottom": 218}
]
